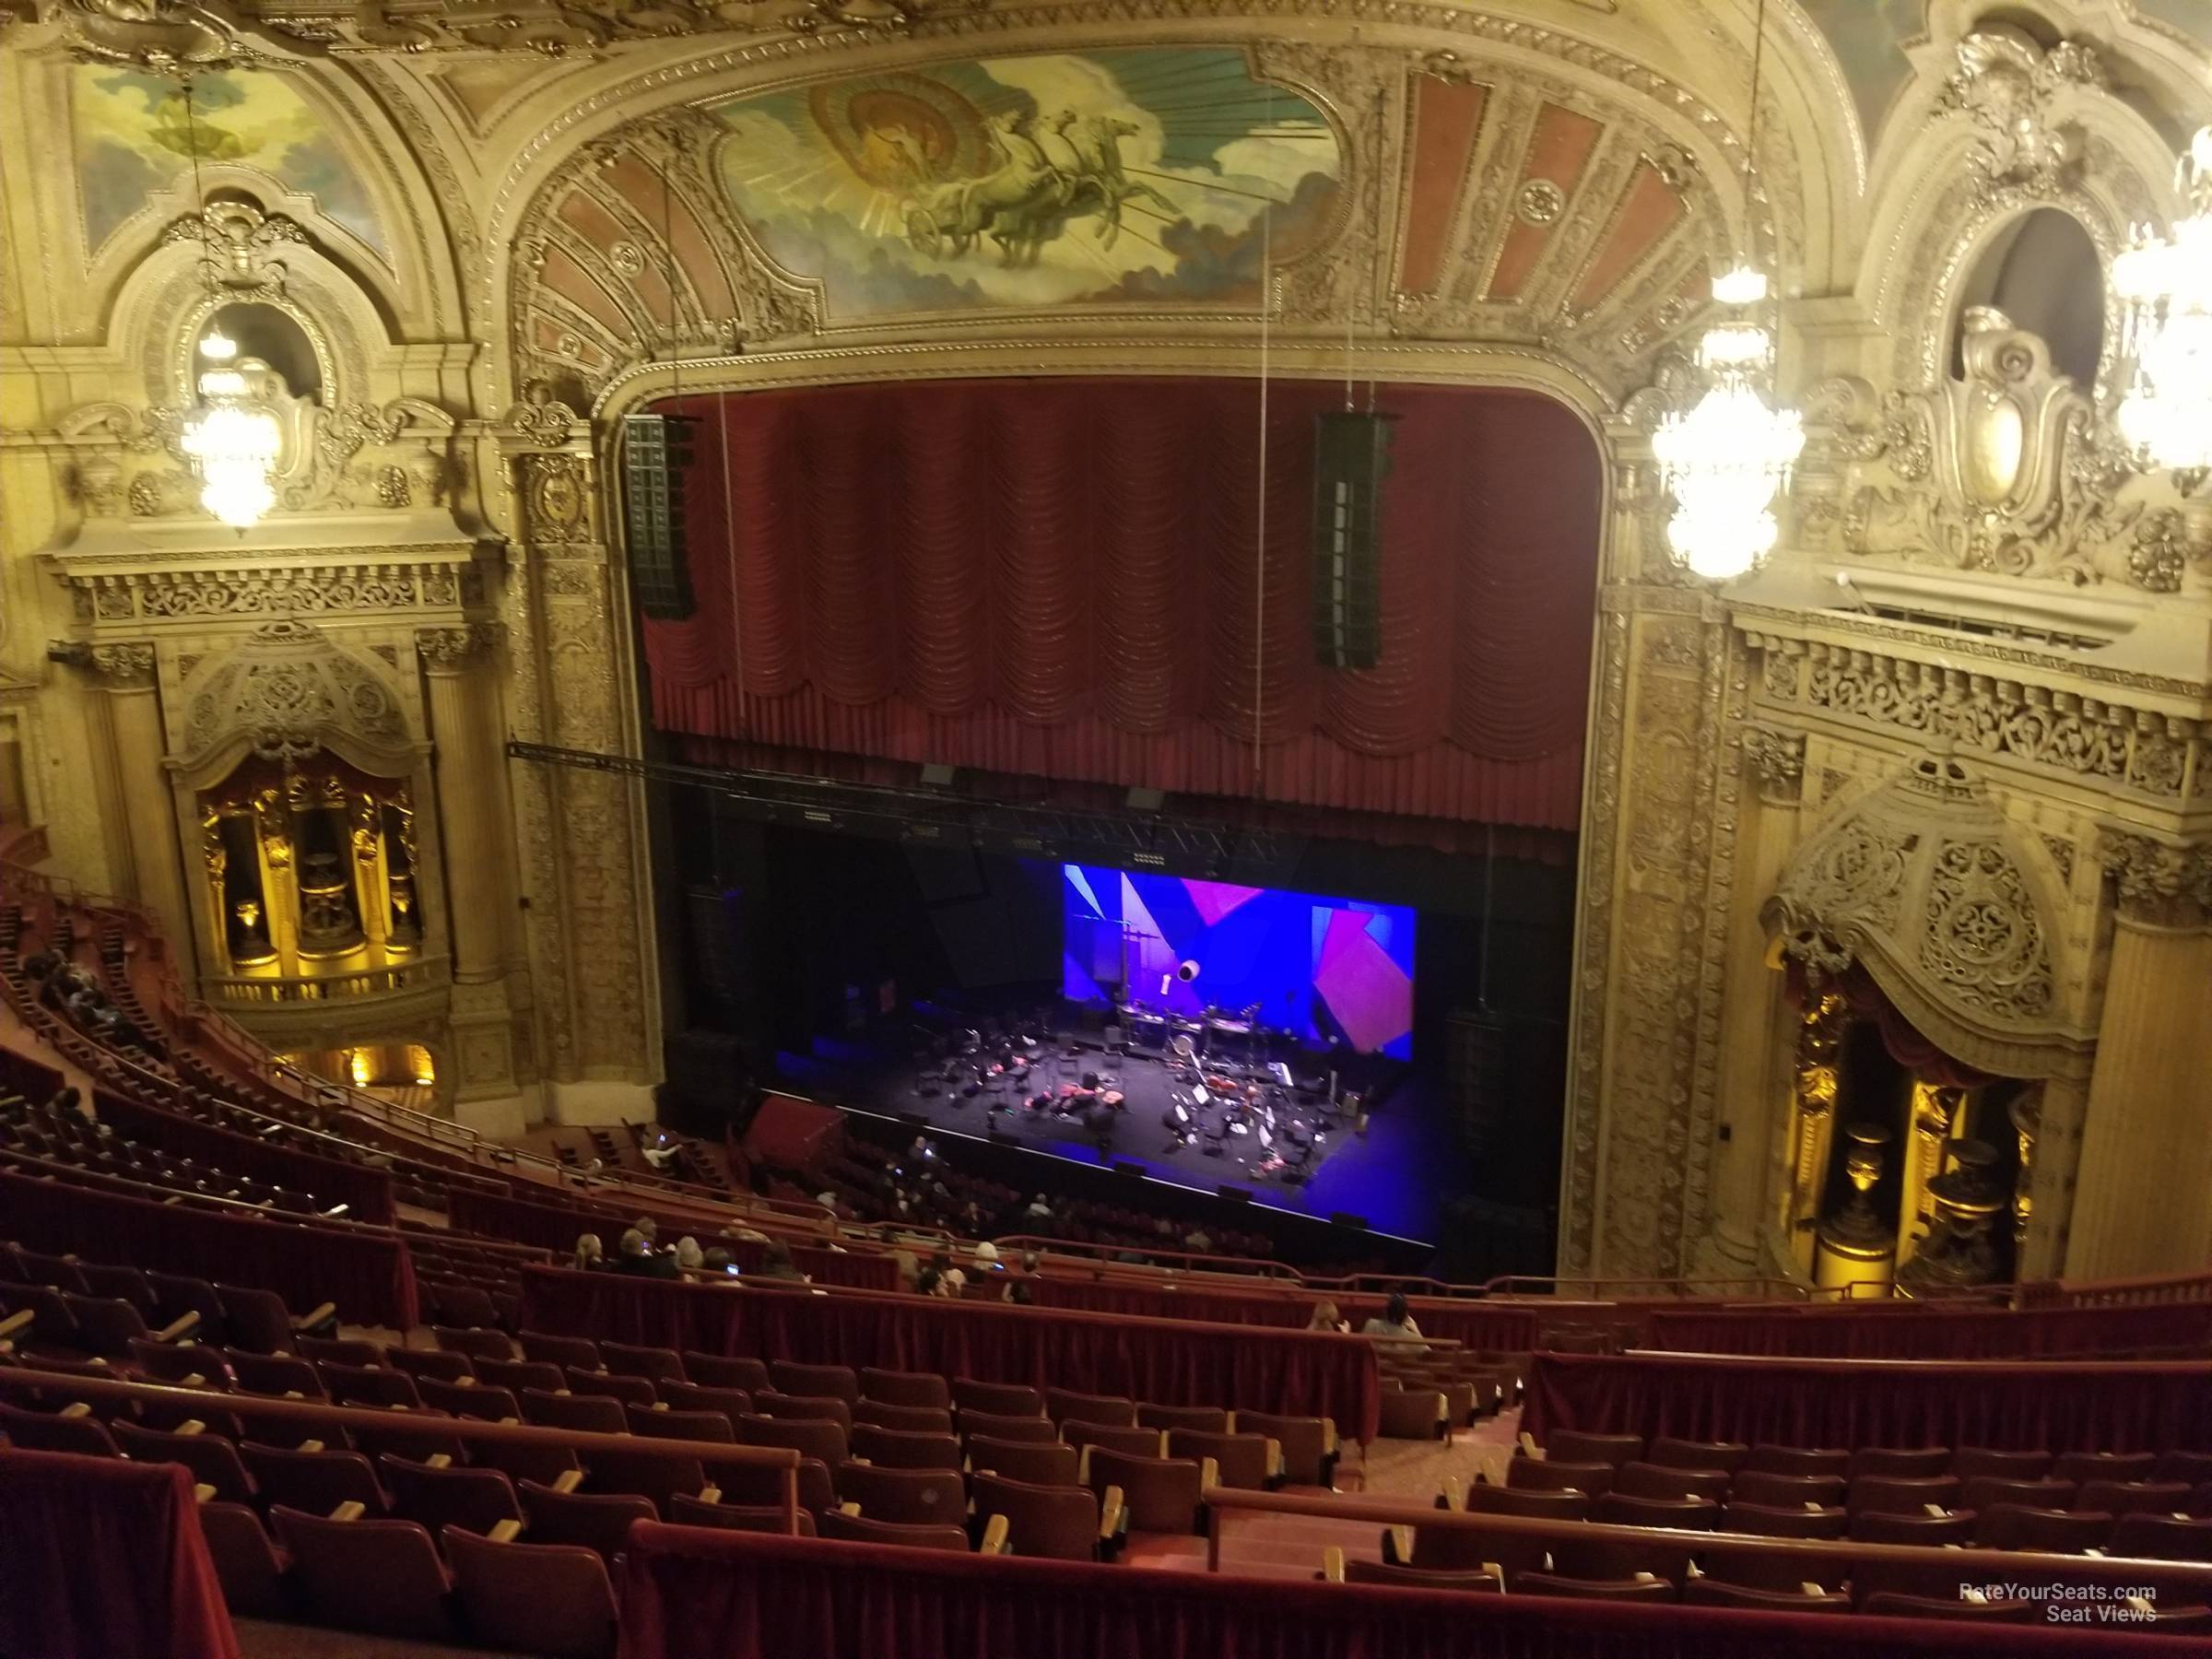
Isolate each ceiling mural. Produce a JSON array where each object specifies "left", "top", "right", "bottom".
[
  {"left": 1797, "top": 0, "right": 1927, "bottom": 151},
  {"left": 71, "top": 67, "right": 383, "bottom": 258},
  {"left": 709, "top": 49, "right": 1343, "bottom": 312}
]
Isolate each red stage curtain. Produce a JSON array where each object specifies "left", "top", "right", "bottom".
[
  {"left": 92, "top": 1088, "right": 396, "bottom": 1224},
  {"left": 1522, "top": 1352, "right": 2212, "bottom": 1453},
  {"left": 0, "top": 1167, "right": 417, "bottom": 1328},
  {"left": 642, "top": 380, "right": 1603, "bottom": 833},
  {"left": 617, "top": 1524, "right": 2159, "bottom": 1659},
  {"left": 517, "top": 1265, "right": 1379, "bottom": 1438},
  {"left": 0, "top": 1447, "right": 238, "bottom": 1659},
  {"left": 1645, "top": 1301, "right": 2212, "bottom": 1360}
]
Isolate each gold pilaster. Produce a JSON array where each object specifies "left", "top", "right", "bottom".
[{"left": 87, "top": 644, "right": 194, "bottom": 971}]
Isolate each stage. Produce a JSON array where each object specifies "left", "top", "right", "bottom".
[{"left": 780, "top": 1006, "right": 1457, "bottom": 1245}]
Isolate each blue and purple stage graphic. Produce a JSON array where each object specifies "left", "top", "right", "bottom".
[{"left": 1058, "top": 864, "right": 1416, "bottom": 1059}]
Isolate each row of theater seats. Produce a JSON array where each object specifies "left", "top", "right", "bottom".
[
  {"left": 0, "top": 1242, "right": 333, "bottom": 1359},
  {"left": 396, "top": 1228, "right": 544, "bottom": 1329},
  {"left": 0, "top": 1092, "right": 340, "bottom": 1216}
]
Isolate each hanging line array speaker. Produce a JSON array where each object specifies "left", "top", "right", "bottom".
[
  {"left": 1310, "top": 410, "right": 1397, "bottom": 669},
  {"left": 623, "top": 412, "right": 700, "bottom": 620}
]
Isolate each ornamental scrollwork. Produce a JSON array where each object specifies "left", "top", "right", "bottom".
[
  {"left": 178, "top": 619, "right": 410, "bottom": 770},
  {"left": 1936, "top": 29, "right": 2103, "bottom": 203}
]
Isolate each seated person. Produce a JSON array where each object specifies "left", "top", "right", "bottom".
[
  {"left": 1359, "top": 1293, "right": 1425, "bottom": 1347},
  {"left": 612, "top": 1227, "right": 679, "bottom": 1278}
]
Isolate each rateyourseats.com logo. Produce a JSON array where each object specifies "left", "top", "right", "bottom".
[{"left": 1958, "top": 1583, "right": 2164, "bottom": 1625}]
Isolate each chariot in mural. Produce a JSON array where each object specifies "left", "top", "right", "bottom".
[{"left": 900, "top": 110, "right": 1176, "bottom": 266}]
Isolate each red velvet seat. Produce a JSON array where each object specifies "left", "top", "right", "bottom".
[
  {"left": 1592, "top": 1492, "right": 1719, "bottom": 1531},
  {"left": 1845, "top": 1473, "right": 1961, "bottom": 1515},
  {"left": 432, "top": 1325, "right": 515, "bottom": 1364},
  {"left": 660, "top": 1381, "right": 754, "bottom": 1424},
  {"left": 1506, "top": 1456, "right": 1614, "bottom": 1497},
  {"left": 476, "top": 1357, "right": 566, "bottom": 1396},
  {"left": 1742, "top": 1445, "right": 1850, "bottom": 1478},
  {"left": 444, "top": 1523, "right": 618, "bottom": 1659},
  {"left": 297, "top": 1335, "right": 382, "bottom": 1369},
  {"left": 1729, "top": 1470, "right": 1844, "bottom": 1508},
  {"left": 2053, "top": 1451, "right": 2158, "bottom": 1487},
  {"left": 2075, "top": 1479, "right": 2191, "bottom": 1517},
  {"left": 1543, "top": 1430, "right": 1642, "bottom": 1467},
  {"left": 523, "top": 1387, "right": 626, "bottom": 1436},
  {"left": 683, "top": 1353, "right": 771, "bottom": 1392},
  {"left": 226, "top": 1350, "right": 324, "bottom": 1399},
  {"left": 958, "top": 1408, "right": 1059, "bottom": 1444},
  {"left": 269, "top": 1505, "right": 457, "bottom": 1640},
  {"left": 601, "top": 1340, "right": 687, "bottom": 1386},
  {"left": 584, "top": 1444, "right": 709, "bottom": 1512},
  {"left": 1860, "top": 1591, "right": 2034, "bottom": 1622},
  {"left": 1138, "top": 1402, "right": 1229, "bottom": 1435},
  {"left": 667, "top": 1492, "right": 815, "bottom": 1534},
  {"left": 1515, "top": 1571, "right": 1675, "bottom": 1602},
  {"left": 970, "top": 1470, "right": 1114, "bottom": 1560},
  {"left": 112, "top": 1419, "right": 257, "bottom": 1505},
  {"left": 0, "top": 1400, "right": 120, "bottom": 1456},
  {"left": 380, "top": 1454, "right": 524, "bottom": 1538},
  {"left": 1975, "top": 1503, "right": 2111, "bottom": 1553},
  {"left": 2111, "top": 1514, "right": 2212, "bottom": 1561},
  {"left": 853, "top": 1398, "right": 954, "bottom": 1434},
  {"left": 835, "top": 1461, "right": 965, "bottom": 1526},
  {"left": 418, "top": 1376, "right": 521, "bottom": 1423},
  {"left": 820, "top": 1507, "right": 972, "bottom": 1550},
  {"left": 565, "top": 1367, "right": 656, "bottom": 1408},
  {"left": 520, "top": 1331, "right": 602, "bottom": 1371},
  {"left": 319, "top": 1362, "right": 422, "bottom": 1411},
  {"left": 387, "top": 1347, "right": 473, "bottom": 1386},
  {"left": 1166, "top": 1429, "right": 1276, "bottom": 1489},
  {"left": 1644, "top": 1437, "right": 1747, "bottom": 1475},
  {"left": 1062, "top": 1419, "right": 1162, "bottom": 1460},
  {"left": 951, "top": 1378, "right": 1043, "bottom": 1418},
  {"left": 1549, "top": 1529, "right": 1698, "bottom": 1583},
  {"left": 519, "top": 1480, "right": 657, "bottom": 1562},
  {"left": 698, "top": 1454, "right": 837, "bottom": 1519},
  {"left": 1464, "top": 1483, "right": 1590, "bottom": 1521},
  {"left": 1344, "top": 1559, "right": 1499, "bottom": 1591},
  {"left": 1684, "top": 1577, "right": 1850, "bottom": 1613},
  {"left": 1612, "top": 1461, "right": 1727, "bottom": 1502},
  {"left": 1850, "top": 1510, "right": 1977, "bottom": 1546},
  {"left": 771, "top": 1361, "right": 860, "bottom": 1405},
  {"left": 1847, "top": 1446, "right": 1951, "bottom": 1479},
  {"left": 1046, "top": 1387, "right": 1135, "bottom": 1427},
  {"left": 628, "top": 1403, "right": 737, "bottom": 1444},
  {"left": 1718, "top": 1500, "right": 1846, "bottom": 1539},
  {"left": 851, "top": 1422, "right": 961, "bottom": 1470},
  {"left": 738, "top": 1413, "right": 849, "bottom": 1465},
  {"left": 966, "top": 1435, "right": 1079, "bottom": 1486},
  {"left": 1951, "top": 1447, "right": 2053, "bottom": 1482},
  {"left": 1084, "top": 1445, "right": 1205, "bottom": 1534},
  {"left": 860, "top": 1367, "right": 950, "bottom": 1409},
  {"left": 1959, "top": 1476, "right": 2075, "bottom": 1513},
  {"left": 198, "top": 1499, "right": 291, "bottom": 1618},
  {"left": 241, "top": 1442, "right": 384, "bottom": 1515},
  {"left": 754, "top": 1390, "right": 853, "bottom": 1430}
]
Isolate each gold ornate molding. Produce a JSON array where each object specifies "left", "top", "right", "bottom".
[
  {"left": 2095, "top": 828, "right": 2212, "bottom": 932},
  {"left": 1743, "top": 724, "right": 1806, "bottom": 806},
  {"left": 87, "top": 641, "right": 156, "bottom": 688}
]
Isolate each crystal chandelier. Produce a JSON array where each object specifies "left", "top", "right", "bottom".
[
  {"left": 2113, "top": 129, "right": 2212, "bottom": 473},
  {"left": 1653, "top": 265, "right": 1806, "bottom": 581},
  {"left": 1651, "top": 0, "right": 1803, "bottom": 582},
  {"left": 181, "top": 330, "right": 282, "bottom": 529}
]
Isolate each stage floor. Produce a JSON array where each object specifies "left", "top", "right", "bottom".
[{"left": 780, "top": 1020, "right": 1457, "bottom": 1244}]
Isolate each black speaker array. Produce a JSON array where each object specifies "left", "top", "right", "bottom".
[
  {"left": 1310, "top": 411, "right": 1396, "bottom": 669},
  {"left": 622, "top": 413, "right": 699, "bottom": 620}
]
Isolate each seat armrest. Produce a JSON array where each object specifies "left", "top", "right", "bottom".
[
  {"left": 1323, "top": 1421, "right": 1339, "bottom": 1455},
  {"left": 177, "top": 1419, "right": 206, "bottom": 1436},
  {"left": 1200, "top": 1457, "right": 1218, "bottom": 1492},
  {"left": 488, "top": 1520, "right": 524, "bottom": 1544},
  {"left": 839, "top": 1501, "right": 861, "bottom": 1517},
  {"left": 329, "top": 1501, "right": 366, "bottom": 1522},
  {"left": 155, "top": 1312, "right": 201, "bottom": 1344},
  {"left": 1518, "top": 1430, "right": 1538, "bottom": 1458},
  {"left": 1098, "top": 1486, "right": 1125, "bottom": 1542},
  {"left": 426, "top": 1453, "right": 453, "bottom": 1470},
  {"left": 298, "top": 1440, "right": 324, "bottom": 1453},
  {"left": 1322, "top": 1546, "right": 1346, "bottom": 1583},
  {"left": 1077, "top": 1445, "right": 1091, "bottom": 1486},
  {"left": 551, "top": 1469, "right": 586, "bottom": 1494},
  {"left": 1385, "top": 1524, "right": 1414, "bottom": 1564},
  {"left": 58, "top": 1403, "right": 92, "bottom": 1420},
  {"left": 193, "top": 1484, "right": 217, "bottom": 1504},
  {"left": 979, "top": 1514, "right": 1010, "bottom": 1555},
  {"left": 0, "top": 1310, "right": 32, "bottom": 1342},
  {"left": 291, "top": 1301, "right": 338, "bottom": 1332},
  {"left": 1439, "top": 1476, "right": 1464, "bottom": 1512},
  {"left": 698, "top": 1486, "right": 721, "bottom": 1504}
]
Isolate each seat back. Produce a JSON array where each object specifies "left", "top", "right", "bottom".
[
  {"left": 659, "top": 1382, "right": 753, "bottom": 1424},
  {"left": 1544, "top": 1430, "right": 1643, "bottom": 1467},
  {"left": 2053, "top": 1451, "right": 2159, "bottom": 1487},
  {"left": 321, "top": 1363, "right": 422, "bottom": 1411},
  {"left": 149, "top": 1273, "right": 228, "bottom": 1340},
  {"left": 198, "top": 1500, "right": 291, "bottom": 1619},
  {"left": 738, "top": 1413, "right": 849, "bottom": 1464},
  {"left": 432, "top": 1325, "right": 516, "bottom": 1363},
  {"left": 1741, "top": 1445, "right": 1850, "bottom": 1477},
  {"left": 1847, "top": 1446, "right": 1952, "bottom": 1479},
  {"left": 0, "top": 1400, "right": 120, "bottom": 1456},
  {"left": 1062, "top": 1420, "right": 1164, "bottom": 1460},
  {"left": 380, "top": 1455, "right": 523, "bottom": 1537},
  {"left": 1464, "top": 1483, "right": 1590, "bottom": 1521},
  {"left": 951, "top": 1378, "right": 1043, "bottom": 1418},
  {"left": 966, "top": 1435, "right": 1079, "bottom": 1486},
  {"left": 419, "top": 1377, "right": 521, "bottom": 1423},
  {"left": 1045, "top": 1387, "right": 1135, "bottom": 1427},
  {"left": 850, "top": 1423, "right": 959, "bottom": 1470},
  {"left": 1959, "top": 1476, "right": 2076, "bottom": 1513},
  {"left": 2076, "top": 1479, "right": 2192, "bottom": 1518},
  {"left": 298, "top": 1335, "right": 383, "bottom": 1369},
  {"left": 626, "top": 1404, "right": 737, "bottom": 1444},
  {"left": 523, "top": 1388, "right": 626, "bottom": 1436},
  {"left": 227, "top": 1350, "right": 324, "bottom": 1399},
  {"left": 970, "top": 1471, "right": 1099, "bottom": 1560},
  {"left": 853, "top": 1399, "right": 953, "bottom": 1435},
  {"left": 820, "top": 1508, "right": 970, "bottom": 1550},
  {"left": 519, "top": 1331, "right": 602, "bottom": 1371},
  {"left": 1951, "top": 1447, "right": 2053, "bottom": 1482},
  {"left": 388, "top": 1347, "right": 473, "bottom": 1385},
  {"left": 600, "top": 1341, "right": 687, "bottom": 1385},
  {"left": 217, "top": 1286, "right": 301, "bottom": 1356},
  {"left": 1729, "top": 1470, "right": 1845, "bottom": 1508},
  {"left": 1592, "top": 1492, "right": 1720, "bottom": 1531},
  {"left": 753, "top": 1391, "right": 853, "bottom": 1430},
  {"left": 1346, "top": 1560, "right": 1500, "bottom": 1591},
  {"left": 771, "top": 1360, "right": 860, "bottom": 1404},
  {"left": 241, "top": 1442, "right": 384, "bottom": 1514},
  {"left": 1644, "top": 1437, "right": 1747, "bottom": 1475},
  {"left": 564, "top": 1368, "right": 655, "bottom": 1408},
  {"left": 682, "top": 1353, "right": 770, "bottom": 1392},
  {"left": 1513, "top": 1571, "right": 1675, "bottom": 1603},
  {"left": 1859, "top": 1592, "right": 2035, "bottom": 1623},
  {"left": 518, "top": 1481, "right": 657, "bottom": 1561},
  {"left": 1718, "top": 1500, "right": 1846, "bottom": 1539},
  {"left": 1685, "top": 1578, "right": 1851, "bottom": 1613},
  {"left": 269, "top": 1506, "right": 455, "bottom": 1640},
  {"left": 1506, "top": 1457, "right": 1614, "bottom": 1497},
  {"left": 1850, "top": 1511, "right": 1976, "bottom": 1546},
  {"left": 2111, "top": 1514, "right": 2212, "bottom": 1562},
  {"left": 1085, "top": 1445, "right": 1204, "bottom": 1534},
  {"left": 959, "top": 1409, "right": 1059, "bottom": 1445},
  {"left": 584, "top": 1444, "right": 708, "bottom": 1512},
  {"left": 112, "top": 1420, "right": 255, "bottom": 1504},
  {"left": 61, "top": 1294, "right": 150, "bottom": 1358},
  {"left": 1136, "top": 1402, "right": 1228, "bottom": 1435},
  {"left": 443, "top": 1524, "right": 618, "bottom": 1659},
  {"left": 1612, "top": 1461, "right": 1727, "bottom": 1502},
  {"left": 76, "top": 1263, "right": 155, "bottom": 1312},
  {"left": 1166, "top": 1430, "right": 1272, "bottom": 1490},
  {"left": 1548, "top": 1529, "right": 1698, "bottom": 1583},
  {"left": 861, "top": 1367, "right": 951, "bottom": 1409},
  {"left": 1976, "top": 1503, "right": 2112, "bottom": 1554},
  {"left": 699, "top": 1454, "right": 836, "bottom": 1519},
  {"left": 476, "top": 1358, "right": 566, "bottom": 1395},
  {"left": 835, "top": 1461, "right": 967, "bottom": 1527},
  {"left": 1845, "top": 1474, "right": 1961, "bottom": 1516}
]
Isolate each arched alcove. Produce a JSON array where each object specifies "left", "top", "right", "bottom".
[{"left": 1950, "top": 206, "right": 2103, "bottom": 385}]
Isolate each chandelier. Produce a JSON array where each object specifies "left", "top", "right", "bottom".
[
  {"left": 1651, "top": 0, "right": 1802, "bottom": 582},
  {"left": 2113, "top": 129, "right": 2212, "bottom": 474},
  {"left": 181, "top": 330, "right": 282, "bottom": 529},
  {"left": 1653, "top": 265, "right": 1806, "bottom": 581}
]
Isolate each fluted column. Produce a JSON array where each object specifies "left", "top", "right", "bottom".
[
  {"left": 418, "top": 626, "right": 511, "bottom": 982},
  {"left": 90, "top": 644, "right": 194, "bottom": 969},
  {"left": 2065, "top": 834, "right": 2212, "bottom": 1278},
  {"left": 1708, "top": 724, "right": 1806, "bottom": 1269}
]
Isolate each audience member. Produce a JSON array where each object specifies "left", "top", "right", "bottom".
[
  {"left": 613, "top": 1227, "right": 678, "bottom": 1278},
  {"left": 1306, "top": 1300, "right": 1347, "bottom": 1334},
  {"left": 1025, "top": 1193, "right": 1053, "bottom": 1221},
  {"left": 673, "top": 1235, "right": 704, "bottom": 1272},
  {"left": 572, "top": 1232, "right": 604, "bottom": 1271},
  {"left": 756, "top": 1241, "right": 808, "bottom": 1284},
  {"left": 1359, "top": 1292, "right": 1424, "bottom": 1345}
]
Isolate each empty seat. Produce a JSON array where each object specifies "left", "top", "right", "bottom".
[
  {"left": 2076, "top": 1479, "right": 2191, "bottom": 1517},
  {"left": 1344, "top": 1559, "right": 1500, "bottom": 1592},
  {"left": 564, "top": 1368, "right": 655, "bottom": 1408},
  {"left": 221, "top": 1286, "right": 331, "bottom": 1356},
  {"left": 320, "top": 1363, "right": 422, "bottom": 1411},
  {"left": 582, "top": 1445, "right": 707, "bottom": 1512},
  {"left": 1846, "top": 1474, "right": 1961, "bottom": 1516},
  {"left": 1729, "top": 1470, "right": 1845, "bottom": 1509},
  {"left": 660, "top": 1382, "right": 753, "bottom": 1423},
  {"left": 1062, "top": 1420, "right": 1163, "bottom": 1461},
  {"left": 820, "top": 1507, "right": 970, "bottom": 1551},
  {"left": 682, "top": 1354, "right": 770, "bottom": 1392},
  {"left": 1719, "top": 1500, "right": 1847, "bottom": 1539},
  {"left": 2053, "top": 1451, "right": 2158, "bottom": 1487},
  {"left": 1848, "top": 1446, "right": 1952, "bottom": 1479},
  {"left": 1464, "top": 1483, "right": 1590, "bottom": 1521},
  {"left": 387, "top": 1347, "right": 473, "bottom": 1386},
  {"left": 476, "top": 1358, "right": 566, "bottom": 1396},
  {"left": 1975, "top": 1503, "right": 2111, "bottom": 1553},
  {"left": 150, "top": 1274, "right": 229, "bottom": 1344},
  {"left": 853, "top": 1399, "right": 953, "bottom": 1435},
  {"left": 860, "top": 1367, "right": 950, "bottom": 1409},
  {"left": 1137, "top": 1403, "right": 1228, "bottom": 1435},
  {"left": 958, "top": 1409, "right": 1059, "bottom": 1445},
  {"left": 1543, "top": 1430, "right": 1642, "bottom": 1467},
  {"left": 850, "top": 1423, "right": 960, "bottom": 1470},
  {"left": 1046, "top": 1387, "right": 1135, "bottom": 1427},
  {"left": 666, "top": 1493, "right": 815, "bottom": 1535},
  {"left": 952, "top": 1379, "right": 1043, "bottom": 1418},
  {"left": 737, "top": 1413, "right": 848, "bottom": 1465},
  {"left": 698, "top": 1456, "right": 837, "bottom": 1520},
  {"left": 64, "top": 1293, "right": 191, "bottom": 1359},
  {"left": 600, "top": 1341, "right": 686, "bottom": 1386},
  {"left": 1514, "top": 1571, "right": 1674, "bottom": 1602},
  {"left": 971, "top": 1470, "right": 1115, "bottom": 1560},
  {"left": 1952, "top": 1447, "right": 2053, "bottom": 1482},
  {"left": 519, "top": 1480, "right": 657, "bottom": 1562},
  {"left": 380, "top": 1456, "right": 524, "bottom": 1538},
  {"left": 1860, "top": 1592, "right": 2034, "bottom": 1623},
  {"left": 834, "top": 1462, "right": 965, "bottom": 1527},
  {"left": 112, "top": 1420, "right": 257, "bottom": 1505},
  {"left": 1612, "top": 1461, "right": 1727, "bottom": 1502},
  {"left": 753, "top": 1390, "right": 853, "bottom": 1430},
  {"left": 966, "top": 1435, "right": 1079, "bottom": 1486},
  {"left": 2111, "top": 1514, "right": 2212, "bottom": 1562},
  {"left": 2155, "top": 1452, "right": 2212, "bottom": 1488},
  {"left": 443, "top": 1524, "right": 618, "bottom": 1659},
  {"left": 241, "top": 1443, "right": 384, "bottom": 1515},
  {"left": 1742, "top": 1445, "right": 1851, "bottom": 1478},
  {"left": 1644, "top": 1437, "right": 1747, "bottom": 1475},
  {"left": 1549, "top": 1530, "right": 1698, "bottom": 1584},
  {"left": 0, "top": 1401, "right": 119, "bottom": 1456},
  {"left": 227, "top": 1351, "right": 324, "bottom": 1399},
  {"left": 770, "top": 1361, "right": 860, "bottom": 1404},
  {"left": 626, "top": 1404, "right": 737, "bottom": 1444},
  {"left": 418, "top": 1377, "right": 521, "bottom": 1423},
  {"left": 1592, "top": 1492, "right": 1720, "bottom": 1531},
  {"left": 1506, "top": 1457, "right": 1614, "bottom": 1497},
  {"left": 1959, "top": 1476, "right": 2076, "bottom": 1514},
  {"left": 1085, "top": 1445, "right": 1205, "bottom": 1534},
  {"left": 1166, "top": 1429, "right": 1276, "bottom": 1490},
  {"left": 523, "top": 1388, "right": 626, "bottom": 1436},
  {"left": 198, "top": 1500, "right": 291, "bottom": 1619},
  {"left": 298, "top": 1335, "right": 383, "bottom": 1369},
  {"left": 1685, "top": 1578, "right": 1851, "bottom": 1613},
  {"left": 1850, "top": 1511, "right": 1977, "bottom": 1546},
  {"left": 520, "top": 1332, "right": 602, "bottom": 1371},
  {"left": 1377, "top": 1388, "right": 1448, "bottom": 1441},
  {"left": 434, "top": 1326, "right": 517, "bottom": 1363},
  {"left": 269, "top": 1506, "right": 456, "bottom": 1640}
]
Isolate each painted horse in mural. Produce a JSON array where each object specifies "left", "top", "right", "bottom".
[{"left": 903, "top": 109, "right": 1177, "bottom": 266}]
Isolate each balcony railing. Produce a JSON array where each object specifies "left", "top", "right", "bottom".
[{"left": 206, "top": 956, "right": 448, "bottom": 1005}]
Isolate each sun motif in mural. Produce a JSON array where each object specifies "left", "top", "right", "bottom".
[{"left": 714, "top": 50, "right": 1342, "bottom": 313}]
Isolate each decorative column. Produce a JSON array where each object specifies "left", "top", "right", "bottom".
[
  {"left": 88, "top": 644, "right": 194, "bottom": 971},
  {"left": 2066, "top": 834, "right": 2212, "bottom": 1277},
  {"left": 418, "top": 623, "right": 523, "bottom": 1125},
  {"left": 1705, "top": 723, "right": 1807, "bottom": 1271}
]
